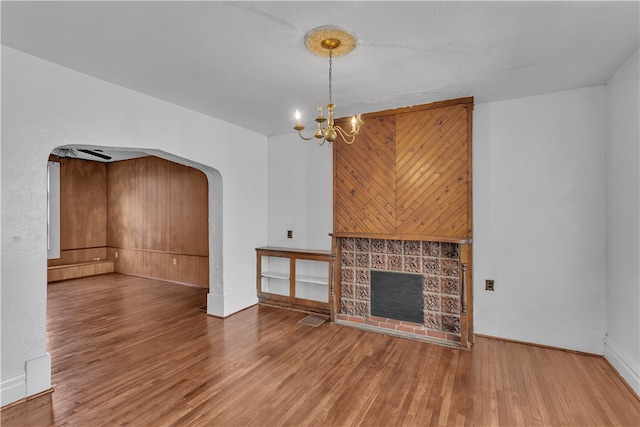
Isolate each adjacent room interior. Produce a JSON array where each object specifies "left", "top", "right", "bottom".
[{"left": 46, "top": 152, "right": 210, "bottom": 289}]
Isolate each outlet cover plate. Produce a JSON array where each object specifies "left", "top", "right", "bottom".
[{"left": 485, "top": 279, "right": 495, "bottom": 291}]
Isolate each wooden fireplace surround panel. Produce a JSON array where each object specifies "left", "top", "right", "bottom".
[
  {"left": 333, "top": 97, "right": 473, "bottom": 241},
  {"left": 332, "top": 97, "right": 474, "bottom": 347}
]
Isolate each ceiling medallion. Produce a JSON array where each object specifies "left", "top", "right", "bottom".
[{"left": 294, "top": 26, "right": 364, "bottom": 146}]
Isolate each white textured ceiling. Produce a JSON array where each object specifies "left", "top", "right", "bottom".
[{"left": 2, "top": 1, "right": 639, "bottom": 137}]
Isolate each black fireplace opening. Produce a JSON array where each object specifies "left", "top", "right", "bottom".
[{"left": 370, "top": 271, "right": 423, "bottom": 324}]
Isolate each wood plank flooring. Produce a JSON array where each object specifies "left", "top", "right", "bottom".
[{"left": 2, "top": 274, "right": 639, "bottom": 426}]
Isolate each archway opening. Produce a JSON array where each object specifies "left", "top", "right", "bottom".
[{"left": 47, "top": 145, "right": 223, "bottom": 313}]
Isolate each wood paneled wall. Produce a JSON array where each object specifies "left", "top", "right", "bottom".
[
  {"left": 49, "top": 155, "right": 209, "bottom": 287},
  {"left": 334, "top": 115, "right": 397, "bottom": 235},
  {"left": 334, "top": 97, "right": 473, "bottom": 241},
  {"left": 106, "top": 248, "right": 208, "bottom": 288},
  {"left": 107, "top": 156, "right": 209, "bottom": 287},
  {"left": 48, "top": 158, "right": 108, "bottom": 267}
]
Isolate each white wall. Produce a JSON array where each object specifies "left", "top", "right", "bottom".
[
  {"left": 1, "top": 46, "right": 268, "bottom": 406},
  {"left": 605, "top": 49, "right": 640, "bottom": 395},
  {"left": 268, "top": 86, "right": 609, "bottom": 355},
  {"left": 473, "top": 87, "right": 607, "bottom": 354},
  {"left": 266, "top": 133, "right": 332, "bottom": 250}
]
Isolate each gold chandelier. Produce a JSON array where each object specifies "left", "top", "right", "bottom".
[{"left": 294, "top": 26, "right": 364, "bottom": 146}]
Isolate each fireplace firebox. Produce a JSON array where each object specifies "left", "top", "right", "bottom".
[{"left": 371, "top": 271, "right": 423, "bottom": 324}]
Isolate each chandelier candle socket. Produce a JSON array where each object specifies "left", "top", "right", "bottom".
[{"left": 294, "top": 26, "right": 364, "bottom": 146}]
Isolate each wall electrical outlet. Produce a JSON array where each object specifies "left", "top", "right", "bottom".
[
  {"left": 287, "top": 230, "right": 293, "bottom": 239},
  {"left": 485, "top": 279, "right": 495, "bottom": 291},
  {"left": 173, "top": 258, "right": 177, "bottom": 265}
]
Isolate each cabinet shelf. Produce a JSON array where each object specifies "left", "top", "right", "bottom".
[
  {"left": 261, "top": 271, "right": 289, "bottom": 280},
  {"left": 256, "top": 247, "right": 333, "bottom": 313},
  {"left": 296, "top": 275, "right": 328, "bottom": 285}
]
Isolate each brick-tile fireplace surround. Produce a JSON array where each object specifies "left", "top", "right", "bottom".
[{"left": 337, "top": 237, "right": 463, "bottom": 346}]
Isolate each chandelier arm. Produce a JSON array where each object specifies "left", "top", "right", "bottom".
[
  {"left": 332, "top": 125, "right": 357, "bottom": 145},
  {"left": 296, "top": 130, "right": 317, "bottom": 141}
]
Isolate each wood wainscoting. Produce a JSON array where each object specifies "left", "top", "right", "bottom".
[
  {"left": 48, "top": 247, "right": 114, "bottom": 282},
  {"left": 108, "top": 247, "right": 208, "bottom": 288},
  {"left": 47, "top": 259, "right": 114, "bottom": 282}
]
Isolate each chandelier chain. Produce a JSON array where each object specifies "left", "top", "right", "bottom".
[{"left": 329, "top": 48, "right": 333, "bottom": 105}]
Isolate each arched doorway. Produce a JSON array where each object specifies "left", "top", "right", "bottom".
[{"left": 47, "top": 145, "right": 223, "bottom": 313}]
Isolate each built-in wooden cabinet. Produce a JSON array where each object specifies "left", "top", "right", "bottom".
[{"left": 256, "top": 247, "right": 333, "bottom": 314}]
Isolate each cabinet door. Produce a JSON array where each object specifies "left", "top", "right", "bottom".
[{"left": 333, "top": 115, "right": 396, "bottom": 235}]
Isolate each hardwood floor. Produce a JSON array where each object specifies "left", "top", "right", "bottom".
[{"left": 2, "top": 274, "right": 639, "bottom": 426}]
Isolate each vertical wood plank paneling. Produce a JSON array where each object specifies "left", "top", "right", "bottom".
[
  {"left": 106, "top": 156, "right": 209, "bottom": 287},
  {"left": 59, "top": 158, "right": 107, "bottom": 250},
  {"left": 107, "top": 156, "right": 208, "bottom": 256}
]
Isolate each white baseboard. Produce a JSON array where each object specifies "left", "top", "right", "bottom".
[
  {"left": 207, "top": 292, "right": 226, "bottom": 317},
  {"left": 1, "top": 352, "right": 52, "bottom": 408},
  {"left": 26, "top": 352, "right": 51, "bottom": 396},
  {"left": 207, "top": 292, "right": 258, "bottom": 318},
  {"left": 1, "top": 373, "right": 26, "bottom": 407},
  {"left": 604, "top": 337, "right": 640, "bottom": 396}
]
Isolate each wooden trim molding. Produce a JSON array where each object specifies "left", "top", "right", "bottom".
[
  {"left": 331, "top": 232, "right": 471, "bottom": 244},
  {"left": 355, "top": 96, "right": 474, "bottom": 120}
]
